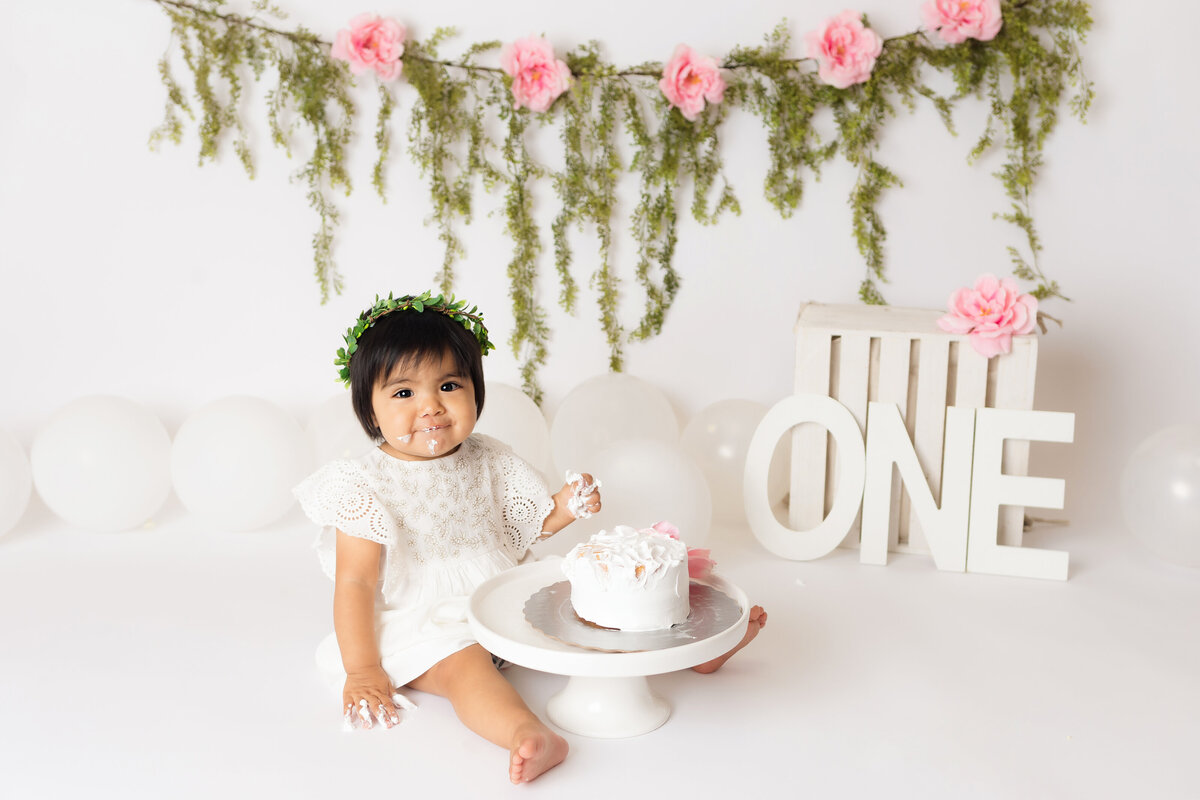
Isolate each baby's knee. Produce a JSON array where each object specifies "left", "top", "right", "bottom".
[
  {"left": 417, "top": 644, "right": 492, "bottom": 693},
  {"left": 443, "top": 643, "right": 492, "bottom": 669}
]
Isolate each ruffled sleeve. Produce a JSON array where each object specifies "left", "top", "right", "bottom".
[
  {"left": 475, "top": 435, "right": 556, "bottom": 559},
  {"left": 293, "top": 459, "right": 404, "bottom": 581}
]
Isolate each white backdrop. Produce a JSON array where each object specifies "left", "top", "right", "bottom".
[
  {"left": 3, "top": 5, "right": 1200, "bottom": 797},
  {"left": 2, "top": 0, "right": 1198, "bottom": 536}
]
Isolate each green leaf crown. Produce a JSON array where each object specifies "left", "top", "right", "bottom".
[{"left": 335, "top": 290, "right": 495, "bottom": 386}]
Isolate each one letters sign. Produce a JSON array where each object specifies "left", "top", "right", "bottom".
[{"left": 743, "top": 393, "right": 1075, "bottom": 580}]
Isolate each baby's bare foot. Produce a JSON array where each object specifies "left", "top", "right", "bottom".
[
  {"left": 509, "top": 722, "right": 568, "bottom": 784},
  {"left": 692, "top": 605, "right": 767, "bottom": 674}
]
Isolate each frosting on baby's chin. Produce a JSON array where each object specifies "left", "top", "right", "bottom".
[{"left": 391, "top": 431, "right": 442, "bottom": 455}]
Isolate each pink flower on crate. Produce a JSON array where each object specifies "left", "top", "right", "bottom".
[
  {"left": 331, "top": 14, "right": 407, "bottom": 81},
  {"left": 500, "top": 36, "right": 572, "bottom": 113},
  {"left": 920, "top": 0, "right": 1003, "bottom": 44},
  {"left": 644, "top": 521, "right": 715, "bottom": 579},
  {"left": 804, "top": 10, "right": 884, "bottom": 89},
  {"left": 659, "top": 44, "right": 726, "bottom": 121},
  {"left": 937, "top": 273, "right": 1038, "bottom": 358}
]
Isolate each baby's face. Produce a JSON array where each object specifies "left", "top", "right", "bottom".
[{"left": 371, "top": 349, "right": 477, "bottom": 461}]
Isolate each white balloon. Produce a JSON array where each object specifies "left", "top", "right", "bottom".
[
  {"left": 550, "top": 373, "right": 678, "bottom": 476},
  {"left": 475, "top": 382, "right": 554, "bottom": 479},
  {"left": 172, "top": 396, "right": 313, "bottom": 532},
  {"left": 544, "top": 438, "right": 711, "bottom": 557},
  {"left": 0, "top": 428, "right": 32, "bottom": 537},
  {"left": 30, "top": 396, "right": 171, "bottom": 532},
  {"left": 681, "top": 399, "right": 791, "bottom": 523},
  {"left": 1120, "top": 425, "right": 1200, "bottom": 567},
  {"left": 307, "top": 392, "right": 376, "bottom": 463}
]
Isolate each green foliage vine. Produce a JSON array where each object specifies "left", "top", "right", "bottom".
[{"left": 147, "top": 0, "right": 1092, "bottom": 401}]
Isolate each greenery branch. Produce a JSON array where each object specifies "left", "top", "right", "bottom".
[{"left": 147, "top": 0, "right": 1092, "bottom": 399}]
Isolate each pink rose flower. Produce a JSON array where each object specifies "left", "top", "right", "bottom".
[
  {"left": 500, "top": 36, "right": 572, "bottom": 113},
  {"left": 920, "top": 0, "right": 1003, "bottom": 44},
  {"left": 937, "top": 273, "right": 1038, "bottom": 358},
  {"left": 659, "top": 44, "right": 726, "bottom": 121},
  {"left": 686, "top": 548, "right": 716, "bottom": 581},
  {"left": 804, "top": 10, "right": 884, "bottom": 89},
  {"left": 330, "top": 14, "right": 406, "bottom": 81}
]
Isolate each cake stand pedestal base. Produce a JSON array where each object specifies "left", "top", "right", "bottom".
[
  {"left": 468, "top": 559, "right": 749, "bottom": 740},
  {"left": 546, "top": 675, "right": 670, "bottom": 738}
]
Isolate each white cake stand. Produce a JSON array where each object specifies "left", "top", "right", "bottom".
[{"left": 467, "top": 558, "right": 749, "bottom": 739}]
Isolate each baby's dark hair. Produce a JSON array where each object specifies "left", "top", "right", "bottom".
[{"left": 348, "top": 308, "right": 486, "bottom": 441}]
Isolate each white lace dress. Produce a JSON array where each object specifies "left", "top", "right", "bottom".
[{"left": 293, "top": 433, "right": 555, "bottom": 689}]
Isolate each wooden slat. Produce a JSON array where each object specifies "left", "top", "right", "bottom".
[
  {"left": 796, "top": 303, "right": 945, "bottom": 335},
  {"left": 790, "top": 329, "right": 833, "bottom": 532},
  {"left": 904, "top": 336, "right": 950, "bottom": 553},
  {"left": 876, "top": 334, "right": 911, "bottom": 551},
  {"left": 826, "top": 334, "right": 842, "bottom": 519},
  {"left": 832, "top": 333, "right": 871, "bottom": 548},
  {"left": 953, "top": 343, "right": 989, "bottom": 409}
]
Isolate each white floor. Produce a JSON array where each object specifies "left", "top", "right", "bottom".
[{"left": 1, "top": 496, "right": 1197, "bottom": 799}]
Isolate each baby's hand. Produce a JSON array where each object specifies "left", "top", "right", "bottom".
[
  {"left": 562, "top": 471, "right": 602, "bottom": 519},
  {"left": 541, "top": 471, "right": 602, "bottom": 537},
  {"left": 343, "top": 666, "right": 411, "bottom": 730}
]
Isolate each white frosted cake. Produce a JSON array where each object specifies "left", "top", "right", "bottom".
[{"left": 560, "top": 525, "right": 690, "bottom": 631}]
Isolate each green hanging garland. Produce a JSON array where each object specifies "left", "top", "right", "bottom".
[{"left": 147, "top": 0, "right": 1093, "bottom": 401}]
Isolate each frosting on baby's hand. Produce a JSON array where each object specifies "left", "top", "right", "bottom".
[
  {"left": 342, "top": 693, "right": 417, "bottom": 732},
  {"left": 564, "top": 470, "right": 601, "bottom": 519}
]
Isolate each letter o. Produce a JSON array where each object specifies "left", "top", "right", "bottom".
[{"left": 743, "top": 394, "right": 866, "bottom": 560}]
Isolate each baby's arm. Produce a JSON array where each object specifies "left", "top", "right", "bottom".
[
  {"left": 540, "top": 473, "right": 602, "bottom": 537},
  {"left": 333, "top": 530, "right": 400, "bottom": 728}
]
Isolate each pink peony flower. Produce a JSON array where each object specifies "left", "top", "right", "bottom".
[
  {"left": 500, "top": 36, "right": 572, "bottom": 113},
  {"left": 330, "top": 14, "right": 406, "bottom": 81},
  {"left": 804, "top": 10, "right": 884, "bottom": 89},
  {"left": 937, "top": 273, "right": 1038, "bottom": 358},
  {"left": 921, "top": 0, "right": 1003, "bottom": 44},
  {"left": 659, "top": 44, "right": 726, "bottom": 121}
]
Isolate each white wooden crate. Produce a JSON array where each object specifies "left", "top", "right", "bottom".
[{"left": 791, "top": 302, "right": 1038, "bottom": 554}]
